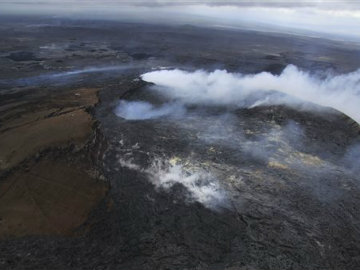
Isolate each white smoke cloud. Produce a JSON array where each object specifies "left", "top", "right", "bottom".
[
  {"left": 119, "top": 157, "right": 227, "bottom": 209},
  {"left": 115, "top": 100, "right": 185, "bottom": 120},
  {"left": 148, "top": 159, "right": 227, "bottom": 208},
  {"left": 141, "top": 65, "right": 360, "bottom": 124}
]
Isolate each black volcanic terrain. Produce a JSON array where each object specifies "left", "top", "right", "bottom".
[{"left": 1, "top": 16, "right": 360, "bottom": 270}]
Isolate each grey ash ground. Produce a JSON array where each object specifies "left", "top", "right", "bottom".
[{"left": 0, "top": 16, "right": 360, "bottom": 270}]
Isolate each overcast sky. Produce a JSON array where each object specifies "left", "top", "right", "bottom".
[{"left": 1, "top": 1, "right": 360, "bottom": 41}]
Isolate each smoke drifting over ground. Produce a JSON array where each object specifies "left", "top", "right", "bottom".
[
  {"left": 0, "top": 65, "right": 136, "bottom": 89},
  {"left": 197, "top": 118, "right": 305, "bottom": 164},
  {"left": 115, "top": 100, "right": 185, "bottom": 120},
  {"left": 113, "top": 65, "right": 360, "bottom": 209},
  {"left": 142, "top": 65, "right": 360, "bottom": 124},
  {"left": 148, "top": 159, "right": 227, "bottom": 209},
  {"left": 119, "top": 157, "right": 227, "bottom": 209}
]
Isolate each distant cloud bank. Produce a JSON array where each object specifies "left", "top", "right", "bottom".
[{"left": 1, "top": 1, "right": 360, "bottom": 41}]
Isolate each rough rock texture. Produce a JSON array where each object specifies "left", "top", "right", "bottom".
[{"left": 0, "top": 17, "right": 359, "bottom": 270}]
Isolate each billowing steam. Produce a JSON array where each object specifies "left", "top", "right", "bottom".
[
  {"left": 148, "top": 159, "right": 227, "bottom": 208},
  {"left": 115, "top": 100, "right": 185, "bottom": 120},
  {"left": 114, "top": 65, "right": 360, "bottom": 209},
  {"left": 119, "top": 157, "right": 227, "bottom": 209},
  {"left": 141, "top": 65, "right": 360, "bottom": 124}
]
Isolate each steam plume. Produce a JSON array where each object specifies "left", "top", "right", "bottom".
[
  {"left": 141, "top": 65, "right": 360, "bottom": 124},
  {"left": 115, "top": 100, "right": 185, "bottom": 120}
]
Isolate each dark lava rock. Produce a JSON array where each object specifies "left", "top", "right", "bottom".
[
  {"left": 131, "top": 53, "right": 152, "bottom": 60},
  {"left": 1, "top": 18, "right": 360, "bottom": 270},
  {"left": 263, "top": 63, "right": 286, "bottom": 75},
  {"left": 6, "top": 51, "right": 41, "bottom": 62}
]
